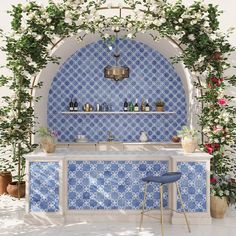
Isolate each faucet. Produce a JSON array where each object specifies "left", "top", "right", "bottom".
[{"left": 107, "top": 131, "right": 114, "bottom": 142}]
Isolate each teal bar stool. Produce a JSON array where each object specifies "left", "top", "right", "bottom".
[{"left": 139, "top": 172, "right": 191, "bottom": 236}]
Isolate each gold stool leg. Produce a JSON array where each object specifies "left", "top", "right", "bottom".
[
  {"left": 160, "top": 184, "right": 164, "bottom": 236},
  {"left": 139, "top": 182, "right": 148, "bottom": 231},
  {"left": 176, "top": 182, "right": 191, "bottom": 233}
]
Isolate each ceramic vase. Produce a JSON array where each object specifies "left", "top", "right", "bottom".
[
  {"left": 41, "top": 136, "right": 56, "bottom": 153},
  {"left": 0, "top": 171, "right": 12, "bottom": 195},
  {"left": 210, "top": 196, "right": 228, "bottom": 218},
  {"left": 7, "top": 181, "right": 25, "bottom": 198},
  {"left": 139, "top": 131, "right": 148, "bottom": 142},
  {"left": 181, "top": 137, "right": 197, "bottom": 153}
]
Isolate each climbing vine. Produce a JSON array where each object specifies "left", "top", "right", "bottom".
[{"left": 0, "top": 0, "right": 235, "bottom": 201}]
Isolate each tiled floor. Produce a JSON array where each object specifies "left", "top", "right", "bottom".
[{"left": 1, "top": 195, "right": 236, "bottom": 236}]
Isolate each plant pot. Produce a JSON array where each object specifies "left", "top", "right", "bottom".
[
  {"left": 41, "top": 136, "right": 56, "bottom": 153},
  {"left": 7, "top": 181, "right": 25, "bottom": 198},
  {"left": 210, "top": 196, "right": 228, "bottom": 218},
  {"left": 181, "top": 137, "right": 197, "bottom": 153},
  {"left": 156, "top": 106, "right": 164, "bottom": 112},
  {"left": 0, "top": 171, "right": 12, "bottom": 195}
]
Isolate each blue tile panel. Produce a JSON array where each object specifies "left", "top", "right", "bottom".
[
  {"left": 29, "top": 162, "right": 60, "bottom": 212},
  {"left": 48, "top": 39, "right": 187, "bottom": 142},
  {"left": 176, "top": 162, "right": 207, "bottom": 212},
  {"left": 67, "top": 160, "right": 169, "bottom": 210}
]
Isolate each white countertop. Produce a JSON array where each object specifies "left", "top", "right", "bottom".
[
  {"left": 57, "top": 142, "right": 181, "bottom": 145},
  {"left": 25, "top": 148, "right": 211, "bottom": 161}
]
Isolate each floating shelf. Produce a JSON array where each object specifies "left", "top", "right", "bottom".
[{"left": 61, "top": 111, "right": 176, "bottom": 115}]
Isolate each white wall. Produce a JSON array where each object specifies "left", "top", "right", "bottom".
[{"left": 0, "top": 0, "right": 235, "bottom": 105}]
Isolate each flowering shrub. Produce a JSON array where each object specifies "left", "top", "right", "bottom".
[{"left": 0, "top": 0, "right": 235, "bottom": 201}]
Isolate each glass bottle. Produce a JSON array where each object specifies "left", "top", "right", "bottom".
[
  {"left": 145, "top": 99, "right": 150, "bottom": 112},
  {"left": 129, "top": 101, "right": 134, "bottom": 112},
  {"left": 134, "top": 98, "right": 139, "bottom": 112},
  {"left": 124, "top": 99, "right": 128, "bottom": 112},
  {"left": 69, "top": 97, "right": 74, "bottom": 112}
]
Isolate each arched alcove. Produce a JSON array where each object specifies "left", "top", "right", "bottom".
[{"left": 33, "top": 33, "right": 198, "bottom": 143}]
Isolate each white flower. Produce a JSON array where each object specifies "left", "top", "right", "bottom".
[
  {"left": 65, "top": 18, "right": 73, "bottom": 25},
  {"left": 224, "top": 190, "right": 230, "bottom": 196},
  {"left": 36, "top": 35, "right": 42, "bottom": 41},
  {"left": 150, "top": 5, "right": 157, "bottom": 12},
  {"left": 104, "top": 33, "right": 109, "bottom": 39},
  {"left": 50, "top": 26, "right": 55, "bottom": 31},
  {"left": 188, "top": 34, "right": 195, "bottom": 41},
  {"left": 204, "top": 21, "right": 210, "bottom": 28},
  {"left": 214, "top": 138, "right": 219, "bottom": 143},
  {"left": 127, "top": 23, "right": 132, "bottom": 28},
  {"left": 47, "top": 18, "right": 52, "bottom": 23},
  {"left": 98, "top": 23, "right": 103, "bottom": 28},
  {"left": 127, "top": 33, "right": 133, "bottom": 39},
  {"left": 160, "top": 18, "right": 166, "bottom": 24},
  {"left": 214, "top": 119, "right": 219, "bottom": 123},
  {"left": 190, "top": 20, "right": 197, "bottom": 25},
  {"left": 219, "top": 190, "right": 224, "bottom": 196},
  {"left": 175, "top": 26, "right": 180, "bottom": 30},
  {"left": 178, "top": 18, "right": 183, "bottom": 23}
]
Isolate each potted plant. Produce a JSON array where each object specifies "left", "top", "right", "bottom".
[
  {"left": 178, "top": 126, "right": 198, "bottom": 153},
  {"left": 156, "top": 100, "right": 165, "bottom": 112},
  {"left": 0, "top": 156, "right": 13, "bottom": 195},
  {"left": 210, "top": 172, "right": 236, "bottom": 218},
  {"left": 204, "top": 143, "right": 236, "bottom": 218},
  {"left": 38, "top": 127, "right": 57, "bottom": 153},
  {"left": 5, "top": 140, "right": 28, "bottom": 198}
]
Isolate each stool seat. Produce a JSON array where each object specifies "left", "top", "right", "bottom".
[{"left": 142, "top": 172, "right": 182, "bottom": 184}]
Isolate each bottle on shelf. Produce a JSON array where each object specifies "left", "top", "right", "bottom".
[
  {"left": 124, "top": 99, "right": 128, "bottom": 112},
  {"left": 141, "top": 97, "right": 145, "bottom": 112},
  {"left": 134, "top": 98, "right": 139, "bottom": 112},
  {"left": 69, "top": 97, "right": 74, "bottom": 112},
  {"left": 73, "top": 99, "right": 78, "bottom": 112},
  {"left": 145, "top": 99, "right": 150, "bottom": 112},
  {"left": 129, "top": 101, "right": 134, "bottom": 112}
]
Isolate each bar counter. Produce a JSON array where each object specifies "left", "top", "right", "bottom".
[{"left": 25, "top": 148, "right": 212, "bottom": 224}]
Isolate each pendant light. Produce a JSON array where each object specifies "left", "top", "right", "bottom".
[{"left": 104, "top": 29, "right": 129, "bottom": 81}]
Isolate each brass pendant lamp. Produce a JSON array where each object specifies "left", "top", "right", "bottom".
[{"left": 104, "top": 29, "right": 129, "bottom": 81}]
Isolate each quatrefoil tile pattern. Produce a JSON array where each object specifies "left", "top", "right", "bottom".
[
  {"left": 48, "top": 39, "right": 187, "bottom": 142},
  {"left": 176, "top": 162, "right": 207, "bottom": 212},
  {"left": 29, "top": 162, "right": 59, "bottom": 212},
  {"left": 67, "top": 160, "right": 169, "bottom": 210}
]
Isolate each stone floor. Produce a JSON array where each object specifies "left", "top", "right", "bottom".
[{"left": 1, "top": 195, "right": 236, "bottom": 236}]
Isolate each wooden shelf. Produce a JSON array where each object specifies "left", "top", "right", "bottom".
[{"left": 61, "top": 111, "right": 176, "bottom": 114}]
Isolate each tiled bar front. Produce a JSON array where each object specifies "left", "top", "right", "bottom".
[{"left": 25, "top": 150, "right": 211, "bottom": 224}]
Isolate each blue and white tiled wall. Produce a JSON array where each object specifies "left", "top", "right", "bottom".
[
  {"left": 48, "top": 39, "right": 187, "bottom": 142},
  {"left": 177, "top": 162, "right": 207, "bottom": 212},
  {"left": 29, "top": 162, "right": 59, "bottom": 212},
  {"left": 67, "top": 160, "right": 168, "bottom": 210}
]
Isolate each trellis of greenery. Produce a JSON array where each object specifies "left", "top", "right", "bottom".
[{"left": 0, "top": 0, "right": 235, "bottom": 200}]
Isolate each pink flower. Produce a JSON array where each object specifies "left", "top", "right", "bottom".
[
  {"left": 210, "top": 177, "right": 217, "bottom": 183},
  {"left": 204, "top": 143, "right": 214, "bottom": 154},
  {"left": 218, "top": 98, "right": 227, "bottom": 106}
]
